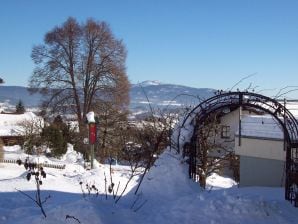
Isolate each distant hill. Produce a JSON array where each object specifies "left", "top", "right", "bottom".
[
  {"left": 0, "top": 82, "right": 215, "bottom": 112},
  {"left": 130, "top": 81, "right": 215, "bottom": 112},
  {"left": 0, "top": 86, "right": 42, "bottom": 107}
]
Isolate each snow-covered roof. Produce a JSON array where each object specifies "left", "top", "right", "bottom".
[
  {"left": 0, "top": 112, "right": 37, "bottom": 126},
  {"left": 238, "top": 115, "right": 284, "bottom": 140},
  {"left": 0, "top": 112, "right": 41, "bottom": 136},
  {"left": 285, "top": 101, "right": 298, "bottom": 117}
]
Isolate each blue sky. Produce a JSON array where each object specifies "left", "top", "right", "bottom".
[{"left": 1, "top": 0, "right": 298, "bottom": 97}]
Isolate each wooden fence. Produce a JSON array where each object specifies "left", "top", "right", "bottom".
[{"left": 0, "top": 158, "right": 66, "bottom": 169}]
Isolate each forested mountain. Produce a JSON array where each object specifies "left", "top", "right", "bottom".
[{"left": 0, "top": 82, "right": 215, "bottom": 111}]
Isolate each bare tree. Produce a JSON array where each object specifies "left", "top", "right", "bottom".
[
  {"left": 193, "top": 112, "right": 239, "bottom": 188},
  {"left": 109, "top": 115, "right": 171, "bottom": 203},
  {"left": 17, "top": 116, "right": 44, "bottom": 154},
  {"left": 93, "top": 100, "right": 128, "bottom": 162},
  {"left": 29, "top": 17, "right": 129, "bottom": 128}
]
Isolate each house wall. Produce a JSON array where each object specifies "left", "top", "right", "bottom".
[
  {"left": 218, "top": 109, "right": 238, "bottom": 143},
  {"left": 218, "top": 108, "right": 253, "bottom": 146},
  {"left": 239, "top": 155, "right": 285, "bottom": 187},
  {"left": 235, "top": 136, "right": 286, "bottom": 187},
  {"left": 223, "top": 109, "right": 286, "bottom": 187},
  {"left": 235, "top": 136, "right": 285, "bottom": 161},
  {"left": 0, "top": 136, "right": 24, "bottom": 146},
  {"left": 206, "top": 108, "right": 252, "bottom": 176},
  {"left": 210, "top": 108, "right": 252, "bottom": 156},
  {"left": 199, "top": 107, "right": 286, "bottom": 187}
]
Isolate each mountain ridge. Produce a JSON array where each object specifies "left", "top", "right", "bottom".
[{"left": 0, "top": 83, "right": 215, "bottom": 111}]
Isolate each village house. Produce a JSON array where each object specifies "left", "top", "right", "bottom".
[
  {"left": 0, "top": 112, "right": 42, "bottom": 146},
  {"left": 235, "top": 115, "right": 286, "bottom": 187},
  {"left": 179, "top": 95, "right": 298, "bottom": 190},
  {"left": 214, "top": 102, "right": 298, "bottom": 187}
]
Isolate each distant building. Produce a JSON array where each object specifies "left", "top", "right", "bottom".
[{"left": 0, "top": 112, "right": 42, "bottom": 146}]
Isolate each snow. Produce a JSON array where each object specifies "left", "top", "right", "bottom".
[
  {"left": 158, "top": 100, "right": 182, "bottom": 106},
  {"left": 0, "top": 112, "right": 37, "bottom": 126},
  {"left": 3, "top": 145, "right": 22, "bottom": 152},
  {"left": 239, "top": 115, "right": 284, "bottom": 140},
  {"left": 0, "top": 145, "right": 298, "bottom": 223},
  {"left": 0, "top": 112, "right": 42, "bottom": 136},
  {"left": 138, "top": 101, "right": 151, "bottom": 104},
  {"left": 86, "top": 111, "right": 96, "bottom": 123},
  {"left": 284, "top": 101, "right": 298, "bottom": 117},
  {"left": 60, "top": 144, "right": 84, "bottom": 164},
  {"left": 139, "top": 80, "right": 163, "bottom": 86}
]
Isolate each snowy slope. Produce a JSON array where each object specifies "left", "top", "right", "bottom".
[{"left": 0, "top": 146, "right": 298, "bottom": 223}]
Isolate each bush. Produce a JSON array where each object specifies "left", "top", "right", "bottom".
[
  {"left": 41, "top": 115, "right": 78, "bottom": 157},
  {"left": 41, "top": 125, "right": 67, "bottom": 157},
  {"left": 23, "top": 137, "right": 42, "bottom": 155}
]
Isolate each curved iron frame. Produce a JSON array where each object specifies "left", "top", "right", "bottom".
[{"left": 177, "top": 91, "right": 298, "bottom": 206}]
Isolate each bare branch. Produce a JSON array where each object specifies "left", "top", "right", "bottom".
[
  {"left": 66, "top": 215, "right": 81, "bottom": 224},
  {"left": 228, "top": 73, "right": 257, "bottom": 91},
  {"left": 273, "top": 86, "right": 298, "bottom": 99}
]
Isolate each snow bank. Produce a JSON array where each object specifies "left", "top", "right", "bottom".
[
  {"left": 60, "top": 144, "right": 83, "bottom": 163},
  {"left": 137, "top": 147, "right": 237, "bottom": 200},
  {"left": 137, "top": 148, "right": 198, "bottom": 199},
  {"left": 3, "top": 145, "right": 22, "bottom": 152},
  {"left": 27, "top": 156, "right": 51, "bottom": 164},
  {"left": 171, "top": 112, "right": 196, "bottom": 153},
  {"left": 206, "top": 173, "right": 237, "bottom": 189},
  {"left": 1, "top": 144, "right": 298, "bottom": 224}
]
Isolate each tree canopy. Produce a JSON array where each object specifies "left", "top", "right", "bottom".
[{"left": 29, "top": 17, "right": 130, "bottom": 125}]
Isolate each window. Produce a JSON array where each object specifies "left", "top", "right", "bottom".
[{"left": 221, "top": 125, "right": 230, "bottom": 139}]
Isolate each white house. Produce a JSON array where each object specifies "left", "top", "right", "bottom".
[
  {"left": 235, "top": 115, "right": 286, "bottom": 187},
  {"left": 204, "top": 107, "right": 292, "bottom": 187}
]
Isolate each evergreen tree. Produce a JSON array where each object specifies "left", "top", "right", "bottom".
[
  {"left": 16, "top": 100, "right": 26, "bottom": 114},
  {"left": 41, "top": 115, "right": 74, "bottom": 157},
  {"left": 41, "top": 125, "right": 67, "bottom": 157}
]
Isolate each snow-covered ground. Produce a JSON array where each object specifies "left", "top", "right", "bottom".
[{"left": 0, "top": 145, "right": 298, "bottom": 224}]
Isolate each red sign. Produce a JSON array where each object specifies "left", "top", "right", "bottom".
[{"left": 89, "top": 123, "right": 97, "bottom": 144}]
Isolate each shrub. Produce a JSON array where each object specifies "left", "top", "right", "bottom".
[{"left": 41, "top": 125, "right": 67, "bottom": 157}]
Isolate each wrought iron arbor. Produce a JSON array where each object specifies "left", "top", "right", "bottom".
[{"left": 177, "top": 91, "right": 298, "bottom": 207}]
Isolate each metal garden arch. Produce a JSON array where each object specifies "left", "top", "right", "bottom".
[{"left": 177, "top": 91, "right": 298, "bottom": 206}]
